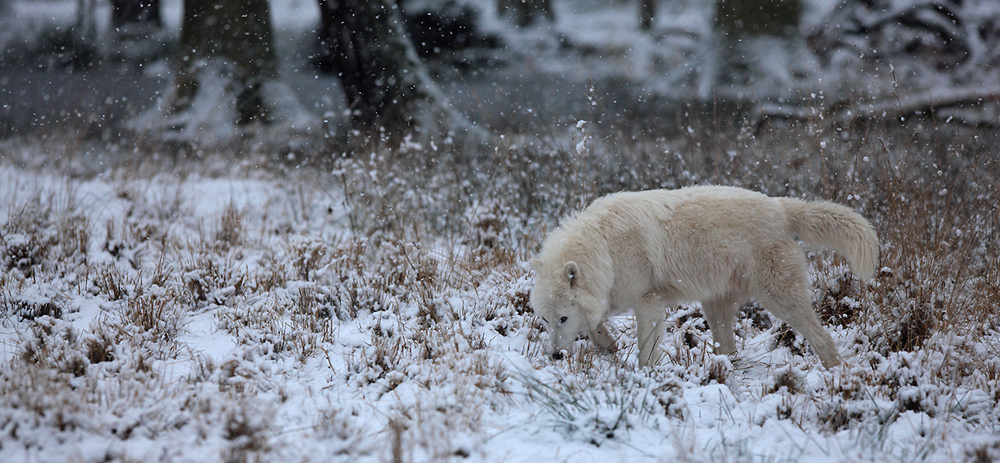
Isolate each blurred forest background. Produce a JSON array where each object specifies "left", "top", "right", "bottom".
[{"left": 1, "top": 0, "right": 998, "bottom": 152}]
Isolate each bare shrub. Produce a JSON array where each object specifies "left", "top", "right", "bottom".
[
  {"left": 517, "top": 363, "right": 683, "bottom": 445},
  {"left": 1, "top": 204, "right": 57, "bottom": 278},
  {"left": 250, "top": 252, "right": 289, "bottom": 294},
  {"left": 56, "top": 213, "right": 90, "bottom": 263},
  {"left": 114, "top": 289, "right": 186, "bottom": 358},
  {"left": 292, "top": 286, "right": 335, "bottom": 335},
  {"left": 344, "top": 331, "right": 412, "bottom": 393},
  {"left": 965, "top": 440, "right": 1000, "bottom": 463},
  {"left": 215, "top": 201, "right": 246, "bottom": 251},
  {"left": 216, "top": 294, "right": 332, "bottom": 363},
  {"left": 313, "top": 406, "right": 373, "bottom": 457},
  {"left": 8, "top": 297, "right": 64, "bottom": 321},
  {"left": 19, "top": 318, "right": 88, "bottom": 377},
  {"left": 102, "top": 217, "right": 166, "bottom": 268},
  {"left": 286, "top": 235, "right": 328, "bottom": 281},
  {"left": 0, "top": 362, "right": 91, "bottom": 432},
  {"left": 816, "top": 272, "right": 864, "bottom": 328},
  {"left": 766, "top": 366, "right": 806, "bottom": 395},
  {"left": 182, "top": 254, "right": 247, "bottom": 306},
  {"left": 84, "top": 325, "right": 117, "bottom": 364},
  {"left": 93, "top": 263, "right": 141, "bottom": 301},
  {"left": 221, "top": 401, "right": 273, "bottom": 463}
]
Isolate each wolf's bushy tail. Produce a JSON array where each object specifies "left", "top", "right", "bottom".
[{"left": 777, "top": 197, "right": 880, "bottom": 280}]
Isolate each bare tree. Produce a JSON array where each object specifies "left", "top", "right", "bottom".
[{"left": 315, "top": 0, "right": 479, "bottom": 139}]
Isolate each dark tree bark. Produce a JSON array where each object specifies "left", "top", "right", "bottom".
[
  {"left": 639, "top": 0, "right": 656, "bottom": 31},
  {"left": 316, "top": 0, "right": 477, "bottom": 138},
  {"left": 75, "top": 0, "right": 98, "bottom": 43},
  {"left": 497, "top": 0, "right": 555, "bottom": 27},
  {"left": 174, "top": 0, "right": 276, "bottom": 124},
  {"left": 110, "top": 0, "right": 162, "bottom": 31},
  {"left": 715, "top": 0, "right": 802, "bottom": 38},
  {"left": 130, "top": 0, "right": 313, "bottom": 145},
  {"left": 698, "top": 0, "right": 803, "bottom": 99}
]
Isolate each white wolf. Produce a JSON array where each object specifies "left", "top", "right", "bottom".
[{"left": 529, "top": 186, "right": 879, "bottom": 368}]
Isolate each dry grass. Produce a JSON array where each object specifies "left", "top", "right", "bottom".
[{"left": 0, "top": 112, "right": 998, "bottom": 461}]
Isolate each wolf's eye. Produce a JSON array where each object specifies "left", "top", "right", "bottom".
[
  {"left": 559, "top": 316, "right": 568, "bottom": 324},
  {"left": 541, "top": 317, "right": 549, "bottom": 324}
]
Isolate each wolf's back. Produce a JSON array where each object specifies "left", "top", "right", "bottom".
[{"left": 776, "top": 197, "right": 880, "bottom": 280}]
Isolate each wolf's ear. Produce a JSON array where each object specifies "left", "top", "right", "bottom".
[
  {"left": 561, "top": 261, "right": 580, "bottom": 288},
  {"left": 530, "top": 258, "right": 542, "bottom": 271}
]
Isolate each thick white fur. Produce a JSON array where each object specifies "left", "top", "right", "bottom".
[{"left": 529, "top": 186, "right": 879, "bottom": 368}]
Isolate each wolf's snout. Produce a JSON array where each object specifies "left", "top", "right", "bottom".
[{"left": 551, "top": 351, "right": 564, "bottom": 360}]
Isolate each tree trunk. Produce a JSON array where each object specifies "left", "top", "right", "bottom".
[
  {"left": 110, "top": 0, "right": 162, "bottom": 31},
  {"left": 75, "top": 0, "right": 98, "bottom": 43},
  {"left": 130, "top": 0, "right": 314, "bottom": 146},
  {"left": 699, "top": 0, "right": 803, "bottom": 99},
  {"left": 316, "top": 0, "right": 478, "bottom": 139},
  {"left": 497, "top": 0, "right": 555, "bottom": 27},
  {"left": 172, "top": 0, "right": 275, "bottom": 125},
  {"left": 639, "top": 0, "right": 656, "bottom": 31},
  {"left": 715, "top": 0, "right": 801, "bottom": 38}
]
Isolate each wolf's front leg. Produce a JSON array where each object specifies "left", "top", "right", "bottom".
[
  {"left": 703, "top": 296, "right": 741, "bottom": 355},
  {"left": 591, "top": 320, "right": 618, "bottom": 354},
  {"left": 636, "top": 305, "right": 666, "bottom": 368}
]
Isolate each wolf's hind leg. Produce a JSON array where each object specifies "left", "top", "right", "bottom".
[{"left": 761, "top": 242, "right": 842, "bottom": 368}]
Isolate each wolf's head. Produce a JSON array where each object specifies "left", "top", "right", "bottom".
[{"left": 529, "top": 259, "right": 599, "bottom": 360}]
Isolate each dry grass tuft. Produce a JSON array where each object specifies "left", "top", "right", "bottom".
[
  {"left": 221, "top": 401, "right": 273, "bottom": 463},
  {"left": 215, "top": 201, "right": 246, "bottom": 251}
]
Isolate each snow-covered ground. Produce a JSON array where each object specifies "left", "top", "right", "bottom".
[{"left": 2, "top": 122, "right": 999, "bottom": 462}]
